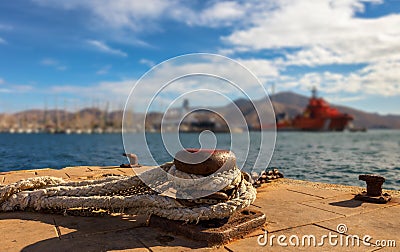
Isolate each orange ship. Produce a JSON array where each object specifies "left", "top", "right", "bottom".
[{"left": 277, "top": 88, "right": 353, "bottom": 131}]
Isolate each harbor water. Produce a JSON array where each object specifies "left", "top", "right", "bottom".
[{"left": 0, "top": 130, "right": 399, "bottom": 190}]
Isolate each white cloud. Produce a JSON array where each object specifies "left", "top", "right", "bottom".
[
  {"left": 212, "top": 0, "right": 400, "bottom": 100},
  {"left": 217, "top": 48, "right": 235, "bottom": 56},
  {"left": 139, "top": 59, "right": 155, "bottom": 67},
  {"left": 96, "top": 65, "right": 112, "bottom": 75},
  {"left": 40, "top": 58, "right": 67, "bottom": 71},
  {"left": 0, "top": 88, "right": 11, "bottom": 93},
  {"left": 236, "top": 58, "right": 280, "bottom": 79},
  {"left": 86, "top": 40, "right": 128, "bottom": 57},
  {"left": 32, "top": 0, "right": 256, "bottom": 31},
  {"left": 325, "top": 95, "right": 366, "bottom": 103},
  {"left": 29, "top": 0, "right": 399, "bottom": 64},
  {"left": 13, "top": 85, "right": 34, "bottom": 92},
  {"left": 203, "top": 1, "right": 244, "bottom": 20},
  {"left": 49, "top": 81, "right": 130, "bottom": 96},
  {"left": 57, "top": 66, "right": 67, "bottom": 71},
  {"left": 48, "top": 80, "right": 134, "bottom": 110},
  {"left": 40, "top": 58, "right": 58, "bottom": 66},
  {"left": 47, "top": 55, "right": 276, "bottom": 111},
  {"left": 27, "top": 0, "right": 400, "bottom": 104},
  {"left": 33, "top": 56, "right": 400, "bottom": 115},
  {"left": 223, "top": 0, "right": 399, "bottom": 66},
  {"left": 0, "top": 78, "right": 33, "bottom": 93},
  {"left": 30, "top": 0, "right": 399, "bottom": 69},
  {"left": 47, "top": 78, "right": 237, "bottom": 112},
  {"left": 32, "top": 0, "right": 175, "bottom": 30},
  {"left": 0, "top": 23, "right": 13, "bottom": 45},
  {"left": 184, "top": 1, "right": 246, "bottom": 27},
  {"left": 277, "top": 60, "right": 400, "bottom": 97},
  {"left": 38, "top": 56, "right": 258, "bottom": 111}
]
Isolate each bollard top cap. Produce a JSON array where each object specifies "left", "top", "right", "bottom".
[
  {"left": 359, "top": 174, "right": 385, "bottom": 182},
  {"left": 174, "top": 148, "right": 236, "bottom": 175}
]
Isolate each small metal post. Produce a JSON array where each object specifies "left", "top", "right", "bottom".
[
  {"left": 355, "top": 174, "right": 391, "bottom": 204},
  {"left": 359, "top": 174, "right": 385, "bottom": 196}
]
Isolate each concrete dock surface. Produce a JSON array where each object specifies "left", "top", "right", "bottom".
[{"left": 0, "top": 166, "right": 399, "bottom": 252}]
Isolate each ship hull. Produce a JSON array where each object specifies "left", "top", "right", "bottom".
[{"left": 278, "top": 116, "right": 352, "bottom": 132}]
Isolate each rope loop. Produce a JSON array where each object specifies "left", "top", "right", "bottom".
[{"left": 0, "top": 164, "right": 256, "bottom": 222}]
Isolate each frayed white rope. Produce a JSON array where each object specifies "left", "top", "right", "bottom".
[{"left": 0, "top": 165, "right": 256, "bottom": 222}]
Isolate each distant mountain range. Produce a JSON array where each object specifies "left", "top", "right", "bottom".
[{"left": 1, "top": 91, "right": 399, "bottom": 130}]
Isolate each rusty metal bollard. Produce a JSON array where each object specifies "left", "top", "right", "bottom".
[
  {"left": 359, "top": 174, "right": 385, "bottom": 196},
  {"left": 355, "top": 174, "right": 391, "bottom": 204}
]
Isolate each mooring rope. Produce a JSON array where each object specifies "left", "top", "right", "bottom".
[{"left": 0, "top": 164, "right": 257, "bottom": 222}]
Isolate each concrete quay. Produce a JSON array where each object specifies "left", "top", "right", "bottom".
[{"left": 0, "top": 166, "right": 399, "bottom": 251}]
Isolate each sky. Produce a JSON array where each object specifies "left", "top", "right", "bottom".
[{"left": 0, "top": 0, "right": 400, "bottom": 114}]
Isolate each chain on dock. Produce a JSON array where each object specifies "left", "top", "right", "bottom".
[{"left": 252, "top": 168, "right": 284, "bottom": 188}]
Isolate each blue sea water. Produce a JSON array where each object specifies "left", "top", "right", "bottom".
[{"left": 0, "top": 130, "right": 399, "bottom": 190}]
